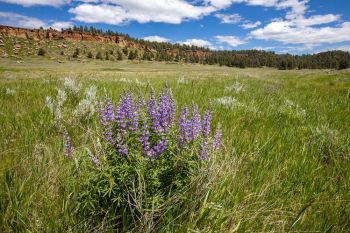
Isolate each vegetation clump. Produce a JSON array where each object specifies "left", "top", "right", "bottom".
[
  {"left": 64, "top": 87, "right": 221, "bottom": 229},
  {"left": 37, "top": 48, "right": 46, "bottom": 56}
]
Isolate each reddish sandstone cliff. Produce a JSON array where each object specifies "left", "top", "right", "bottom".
[{"left": 0, "top": 25, "right": 146, "bottom": 49}]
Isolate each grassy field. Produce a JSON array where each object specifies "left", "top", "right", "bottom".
[{"left": 1, "top": 58, "right": 350, "bottom": 232}]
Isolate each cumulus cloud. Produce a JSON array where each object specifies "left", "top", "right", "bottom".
[
  {"left": 143, "top": 36, "right": 169, "bottom": 43},
  {"left": 0, "top": 0, "right": 71, "bottom": 7},
  {"left": 292, "top": 14, "right": 340, "bottom": 27},
  {"left": 178, "top": 38, "right": 213, "bottom": 48},
  {"left": 69, "top": 0, "right": 216, "bottom": 25},
  {"left": 0, "top": 11, "right": 46, "bottom": 28},
  {"left": 0, "top": 11, "right": 73, "bottom": 30},
  {"left": 250, "top": 21, "right": 350, "bottom": 45},
  {"left": 215, "top": 13, "right": 242, "bottom": 24},
  {"left": 215, "top": 35, "right": 246, "bottom": 47},
  {"left": 50, "top": 21, "right": 74, "bottom": 30},
  {"left": 241, "top": 20, "right": 261, "bottom": 29}
]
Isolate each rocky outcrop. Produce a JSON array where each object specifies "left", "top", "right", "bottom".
[{"left": 0, "top": 25, "right": 146, "bottom": 49}]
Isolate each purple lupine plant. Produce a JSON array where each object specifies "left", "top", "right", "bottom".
[
  {"left": 191, "top": 102, "right": 201, "bottom": 141},
  {"left": 140, "top": 119, "right": 151, "bottom": 157},
  {"left": 97, "top": 99, "right": 115, "bottom": 145},
  {"left": 157, "top": 89, "right": 171, "bottom": 134},
  {"left": 212, "top": 124, "right": 222, "bottom": 152},
  {"left": 198, "top": 137, "right": 209, "bottom": 160},
  {"left": 63, "top": 128, "right": 74, "bottom": 158},
  {"left": 115, "top": 99, "right": 127, "bottom": 135},
  {"left": 124, "top": 91, "right": 139, "bottom": 133},
  {"left": 152, "top": 137, "right": 167, "bottom": 157},
  {"left": 104, "top": 97, "right": 115, "bottom": 121},
  {"left": 202, "top": 107, "right": 211, "bottom": 138},
  {"left": 137, "top": 89, "right": 145, "bottom": 111},
  {"left": 94, "top": 86, "right": 221, "bottom": 161},
  {"left": 147, "top": 88, "right": 160, "bottom": 133},
  {"left": 178, "top": 106, "right": 191, "bottom": 147}
]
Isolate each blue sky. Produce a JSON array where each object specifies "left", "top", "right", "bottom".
[{"left": 0, "top": 0, "right": 349, "bottom": 54}]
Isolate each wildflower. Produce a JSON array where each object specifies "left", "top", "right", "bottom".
[
  {"left": 179, "top": 106, "right": 191, "bottom": 147},
  {"left": 225, "top": 81, "right": 244, "bottom": 93},
  {"left": 198, "top": 137, "right": 209, "bottom": 160},
  {"left": 157, "top": 88, "right": 171, "bottom": 134},
  {"left": 63, "top": 77, "right": 81, "bottom": 96},
  {"left": 56, "top": 89, "right": 67, "bottom": 107},
  {"left": 45, "top": 96, "right": 54, "bottom": 113},
  {"left": 5, "top": 88, "right": 16, "bottom": 95},
  {"left": 215, "top": 96, "right": 242, "bottom": 109},
  {"left": 86, "top": 148, "right": 100, "bottom": 167},
  {"left": 202, "top": 107, "right": 211, "bottom": 138},
  {"left": 191, "top": 102, "right": 201, "bottom": 140},
  {"left": 152, "top": 137, "right": 168, "bottom": 158},
  {"left": 137, "top": 89, "right": 145, "bottom": 111},
  {"left": 147, "top": 88, "right": 160, "bottom": 133},
  {"left": 97, "top": 99, "right": 115, "bottom": 145},
  {"left": 212, "top": 124, "right": 222, "bottom": 152},
  {"left": 104, "top": 98, "right": 115, "bottom": 121},
  {"left": 63, "top": 128, "right": 74, "bottom": 158},
  {"left": 140, "top": 119, "right": 151, "bottom": 157},
  {"left": 124, "top": 91, "right": 139, "bottom": 133}
]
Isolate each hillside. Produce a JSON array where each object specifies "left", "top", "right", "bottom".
[{"left": 0, "top": 24, "right": 349, "bottom": 70}]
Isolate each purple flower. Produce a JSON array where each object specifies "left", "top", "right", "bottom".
[
  {"left": 212, "top": 124, "right": 222, "bottom": 152},
  {"left": 191, "top": 102, "right": 201, "bottom": 141},
  {"left": 202, "top": 107, "right": 211, "bottom": 138},
  {"left": 140, "top": 119, "right": 152, "bottom": 157},
  {"left": 198, "top": 137, "right": 209, "bottom": 160},
  {"left": 98, "top": 98, "right": 115, "bottom": 145},
  {"left": 115, "top": 101, "right": 127, "bottom": 135},
  {"left": 124, "top": 91, "right": 139, "bottom": 133},
  {"left": 117, "top": 142, "right": 129, "bottom": 155},
  {"left": 157, "top": 88, "right": 170, "bottom": 134},
  {"left": 147, "top": 88, "right": 160, "bottom": 133},
  {"left": 137, "top": 89, "right": 145, "bottom": 111},
  {"left": 63, "top": 128, "right": 74, "bottom": 158},
  {"left": 104, "top": 97, "right": 115, "bottom": 121},
  {"left": 179, "top": 106, "right": 191, "bottom": 147},
  {"left": 152, "top": 137, "right": 167, "bottom": 157}
]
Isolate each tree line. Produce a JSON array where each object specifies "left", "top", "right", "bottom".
[{"left": 62, "top": 26, "right": 350, "bottom": 70}]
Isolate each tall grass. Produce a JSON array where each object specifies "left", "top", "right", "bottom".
[{"left": 0, "top": 63, "right": 350, "bottom": 232}]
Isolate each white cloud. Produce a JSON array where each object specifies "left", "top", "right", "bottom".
[
  {"left": 50, "top": 21, "right": 74, "bottom": 30},
  {"left": 250, "top": 21, "right": 350, "bottom": 45},
  {"left": 143, "top": 35, "right": 169, "bottom": 43},
  {"left": 241, "top": 20, "right": 261, "bottom": 29},
  {"left": 205, "top": 0, "right": 233, "bottom": 9},
  {"left": 215, "top": 13, "right": 242, "bottom": 24},
  {"left": 0, "top": 11, "right": 72, "bottom": 30},
  {"left": 253, "top": 46, "right": 276, "bottom": 51},
  {"left": 0, "top": 0, "right": 71, "bottom": 7},
  {"left": 178, "top": 38, "right": 213, "bottom": 48},
  {"left": 292, "top": 14, "right": 340, "bottom": 27},
  {"left": 215, "top": 35, "right": 246, "bottom": 47},
  {"left": 69, "top": 0, "right": 216, "bottom": 25},
  {"left": 0, "top": 11, "right": 46, "bottom": 28}
]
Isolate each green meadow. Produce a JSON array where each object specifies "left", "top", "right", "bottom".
[{"left": 1, "top": 58, "right": 350, "bottom": 232}]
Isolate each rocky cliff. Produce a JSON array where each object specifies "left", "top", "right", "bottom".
[{"left": 0, "top": 25, "right": 147, "bottom": 49}]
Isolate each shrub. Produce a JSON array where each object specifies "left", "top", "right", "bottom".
[
  {"left": 37, "top": 48, "right": 46, "bottom": 56},
  {"left": 72, "top": 48, "right": 80, "bottom": 58},
  {"left": 117, "top": 50, "right": 123, "bottom": 61},
  {"left": 87, "top": 51, "right": 93, "bottom": 59},
  {"left": 95, "top": 51, "right": 103, "bottom": 60},
  {"left": 72, "top": 86, "right": 222, "bottom": 229}
]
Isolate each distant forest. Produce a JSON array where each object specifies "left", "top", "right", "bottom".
[{"left": 64, "top": 25, "right": 350, "bottom": 70}]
